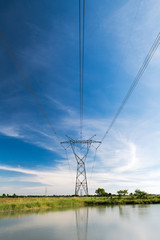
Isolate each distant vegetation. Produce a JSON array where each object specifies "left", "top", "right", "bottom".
[
  {"left": 0, "top": 189, "right": 160, "bottom": 212},
  {"left": 95, "top": 188, "right": 148, "bottom": 198},
  {"left": 117, "top": 189, "right": 128, "bottom": 196}
]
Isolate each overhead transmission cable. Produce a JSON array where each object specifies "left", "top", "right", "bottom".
[
  {"left": 79, "top": 0, "right": 82, "bottom": 138},
  {"left": 82, "top": 0, "right": 85, "bottom": 134},
  {"left": 79, "top": 0, "right": 85, "bottom": 139},
  {"left": 97, "top": 32, "right": 160, "bottom": 149},
  {"left": 0, "top": 29, "right": 66, "bottom": 150},
  {"left": 90, "top": 33, "right": 160, "bottom": 183}
]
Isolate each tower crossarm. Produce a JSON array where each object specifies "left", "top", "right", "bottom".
[{"left": 61, "top": 140, "right": 101, "bottom": 144}]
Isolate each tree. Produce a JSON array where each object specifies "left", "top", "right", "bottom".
[
  {"left": 123, "top": 190, "right": 128, "bottom": 196},
  {"left": 117, "top": 190, "right": 128, "bottom": 196},
  {"left": 95, "top": 188, "right": 106, "bottom": 196},
  {"left": 129, "top": 193, "right": 134, "bottom": 199},
  {"left": 134, "top": 189, "right": 148, "bottom": 198},
  {"left": 2, "top": 193, "right": 6, "bottom": 197}
]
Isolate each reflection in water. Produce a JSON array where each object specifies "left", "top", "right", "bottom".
[
  {"left": 118, "top": 205, "right": 130, "bottom": 219},
  {"left": 0, "top": 205, "right": 160, "bottom": 240},
  {"left": 118, "top": 204, "right": 150, "bottom": 219},
  {"left": 95, "top": 206, "right": 107, "bottom": 215},
  {"left": 0, "top": 208, "right": 51, "bottom": 220},
  {"left": 75, "top": 208, "right": 88, "bottom": 240},
  {"left": 137, "top": 204, "right": 150, "bottom": 217}
]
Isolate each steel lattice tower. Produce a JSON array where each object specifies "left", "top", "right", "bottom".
[{"left": 61, "top": 135, "right": 101, "bottom": 195}]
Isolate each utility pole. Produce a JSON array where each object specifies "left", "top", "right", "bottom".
[{"left": 61, "top": 135, "right": 101, "bottom": 196}]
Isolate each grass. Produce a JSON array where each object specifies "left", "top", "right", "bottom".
[
  {"left": 0, "top": 197, "right": 85, "bottom": 212},
  {"left": 0, "top": 195, "right": 160, "bottom": 212},
  {"left": 84, "top": 195, "right": 160, "bottom": 206}
]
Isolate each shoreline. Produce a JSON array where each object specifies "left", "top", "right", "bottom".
[{"left": 0, "top": 196, "right": 160, "bottom": 212}]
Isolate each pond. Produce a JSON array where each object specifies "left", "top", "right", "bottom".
[{"left": 0, "top": 204, "right": 160, "bottom": 240}]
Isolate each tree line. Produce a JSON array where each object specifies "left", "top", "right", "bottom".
[{"left": 95, "top": 188, "right": 148, "bottom": 198}]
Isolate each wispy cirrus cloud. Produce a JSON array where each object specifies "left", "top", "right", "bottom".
[
  {"left": 101, "top": 0, "right": 160, "bottom": 72},
  {"left": 0, "top": 126, "right": 20, "bottom": 138},
  {"left": 47, "top": 96, "right": 75, "bottom": 116},
  {"left": 1, "top": 0, "right": 160, "bottom": 195}
]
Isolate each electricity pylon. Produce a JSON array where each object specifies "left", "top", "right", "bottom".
[{"left": 61, "top": 135, "right": 101, "bottom": 195}]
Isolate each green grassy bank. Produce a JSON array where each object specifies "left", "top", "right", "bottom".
[
  {"left": 0, "top": 197, "right": 85, "bottom": 212},
  {"left": 84, "top": 195, "right": 160, "bottom": 206},
  {"left": 1, "top": 195, "right": 160, "bottom": 212}
]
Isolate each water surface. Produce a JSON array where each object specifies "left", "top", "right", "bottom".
[{"left": 0, "top": 204, "right": 160, "bottom": 240}]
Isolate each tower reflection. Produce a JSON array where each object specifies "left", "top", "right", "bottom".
[{"left": 75, "top": 208, "right": 89, "bottom": 240}]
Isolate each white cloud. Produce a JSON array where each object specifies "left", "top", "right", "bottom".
[
  {"left": 48, "top": 96, "right": 75, "bottom": 116},
  {"left": 0, "top": 164, "right": 75, "bottom": 195},
  {"left": 0, "top": 126, "right": 20, "bottom": 138},
  {"left": 1, "top": 0, "right": 160, "bottom": 195},
  {"left": 1, "top": 111, "right": 160, "bottom": 195},
  {"left": 100, "top": 0, "right": 160, "bottom": 75},
  {"left": 1, "top": 101, "right": 160, "bottom": 195}
]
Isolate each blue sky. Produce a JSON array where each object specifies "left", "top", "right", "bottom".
[{"left": 0, "top": 0, "right": 160, "bottom": 195}]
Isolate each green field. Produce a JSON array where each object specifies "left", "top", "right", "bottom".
[{"left": 0, "top": 195, "right": 160, "bottom": 212}]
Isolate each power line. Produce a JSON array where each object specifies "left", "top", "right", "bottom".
[
  {"left": 79, "top": 0, "right": 85, "bottom": 139},
  {"left": 82, "top": 0, "right": 85, "bottom": 137},
  {"left": 79, "top": 0, "right": 82, "bottom": 138},
  {"left": 97, "top": 32, "right": 160, "bottom": 149},
  {"left": 0, "top": 29, "right": 65, "bottom": 149}
]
